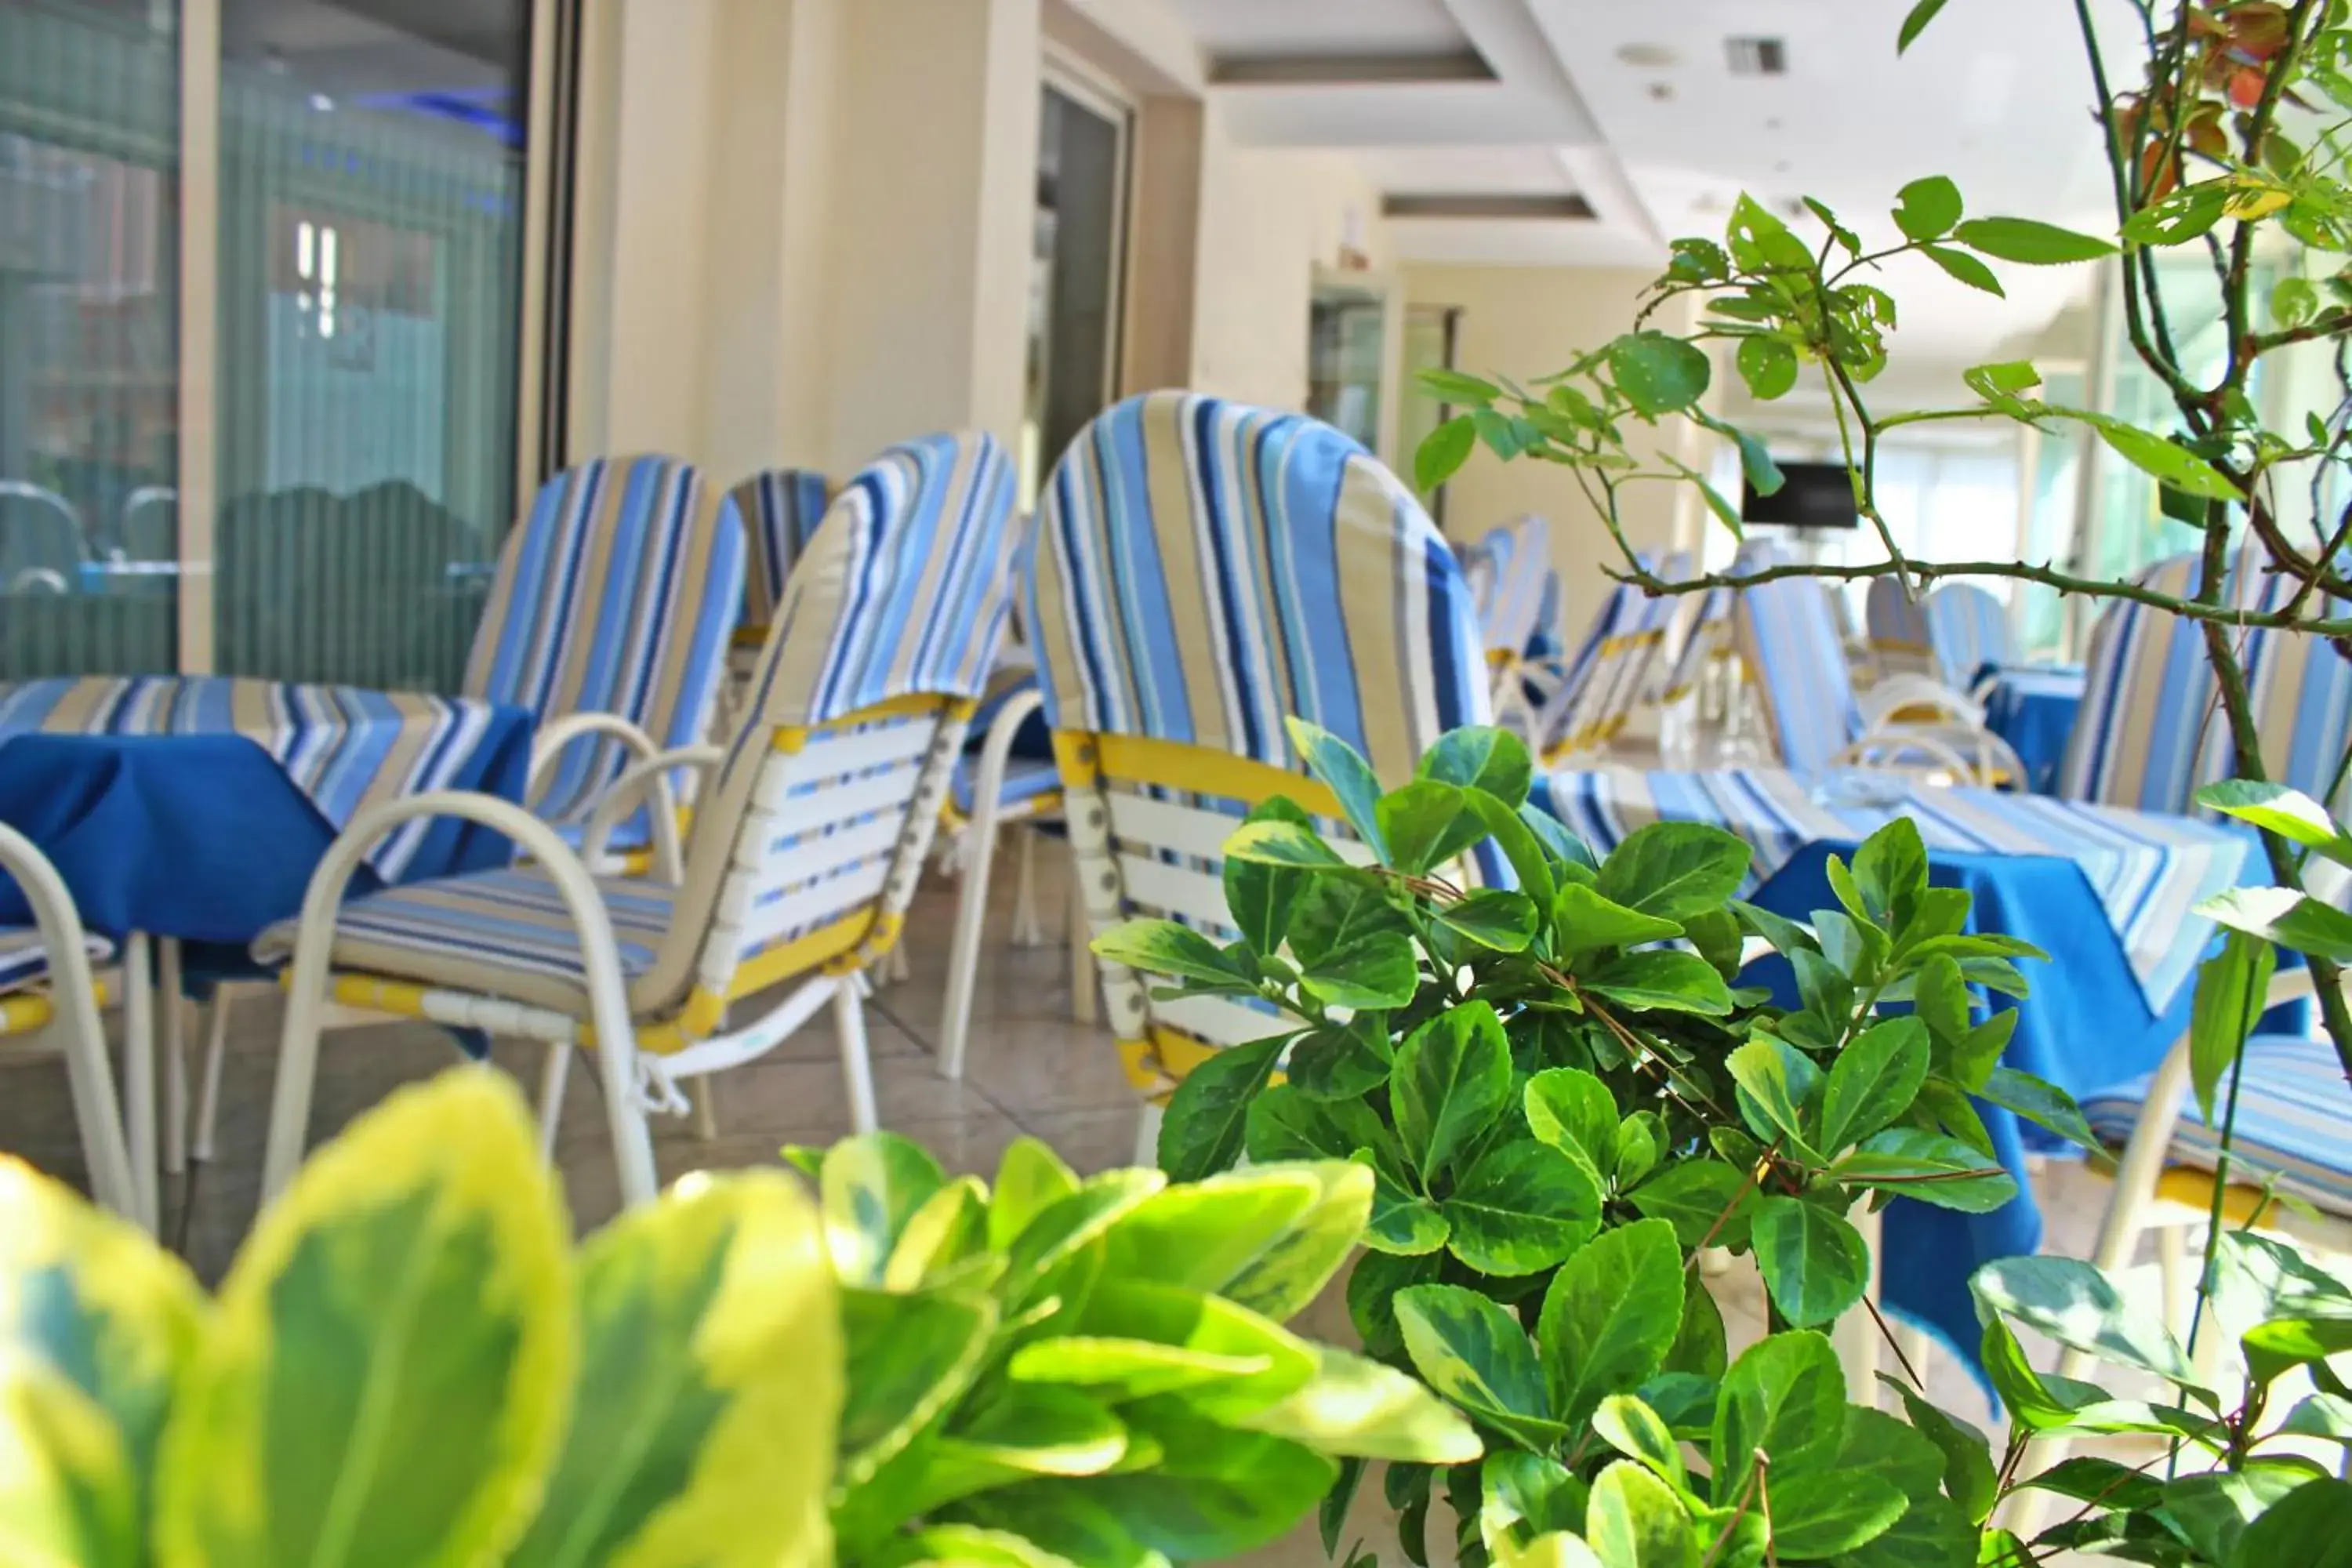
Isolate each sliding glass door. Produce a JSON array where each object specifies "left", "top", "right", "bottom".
[
  {"left": 1022, "top": 67, "right": 1127, "bottom": 506},
  {"left": 0, "top": 0, "right": 554, "bottom": 688}
]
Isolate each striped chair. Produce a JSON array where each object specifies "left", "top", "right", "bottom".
[
  {"left": 475, "top": 455, "right": 747, "bottom": 853},
  {"left": 731, "top": 466, "right": 833, "bottom": 644},
  {"left": 1530, "top": 554, "right": 1688, "bottom": 764},
  {"left": 0, "top": 825, "right": 136, "bottom": 1225},
  {"left": 1864, "top": 572, "right": 1936, "bottom": 680},
  {"left": 1026, "top": 391, "right": 1488, "bottom": 1149},
  {"left": 2056, "top": 547, "right": 2352, "bottom": 1313},
  {"left": 1922, "top": 581, "right": 2016, "bottom": 693},
  {"left": 190, "top": 456, "right": 750, "bottom": 1160},
  {"left": 256, "top": 433, "right": 1025, "bottom": 1209},
  {"left": 0, "top": 481, "right": 84, "bottom": 594},
  {"left": 1735, "top": 566, "right": 2012, "bottom": 782}
]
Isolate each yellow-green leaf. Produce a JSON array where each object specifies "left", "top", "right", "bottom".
[
  {"left": 507, "top": 1170, "right": 840, "bottom": 1568},
  {"left": 989, "top": 1139, "right": 1079, "bottom": 1252},
  {"left": 822, "top": 1134, "right": 947, "bottom": 1285},
  {"left": 0, "top": 1349, "right": 141, "bottom": 1568},
  {"left": 0, "top": 1158, "right": 207, "bottom": 1520},
  {"left": 156, "top": 1070, "right": 574, "bottom": 1568},
  {"left": 1231, "top": 1345, "right": 1483, "bottom": 1464}
]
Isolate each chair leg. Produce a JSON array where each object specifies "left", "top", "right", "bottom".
[
  {"left": 941, "top": 820, "right": 1003, "bottom": 1080},
  {"left": 1011, "top": 826, "right": 1042, "bottom": 948},
  {"left": 834, "top": 978, "right": 880, "bottom": 1134},
  {"left": 1134, "top": 1100, "right": 1164, "bottom": 1168},
  {"left": 120, "top": 933, "right": 159, "bottom": 1232},
  {"left": 1068, "top": 852, "right": 1097, "bottom": 1026},
  {"left": 2156, "top": 1223, "right": 2189, "bottom": 1338},
  {"left": 691, "top": 1074, "right": 718, "bottom": 1141},
  {"left": 45, "top": 1000, "right": 139, "bottom": 1225},
  {"left": 535, "top": 1040, "right": 572, "bottom": 1163},
  {"left": 1835, "top": 1200, "right": 1885, "bottom": 1406},
  {"left": 160, "top": 938, "right": 187, "bottom": 1180},
  {"left": 192, "top": 988, "right": 231, "bottom": 1163}
]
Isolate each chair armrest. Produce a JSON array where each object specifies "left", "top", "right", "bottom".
[
  {"left": 1859, "top": 675, "right": 1986, "bottom": 730},
  {"left": 527, "top": 713, "right": 666, "bottom": 814},
  {"left": 580, "top": 745, "right": 725, "bottom": 880},
  {"left": 261, "top": 789, "right": 645, "bottom": 1199}
]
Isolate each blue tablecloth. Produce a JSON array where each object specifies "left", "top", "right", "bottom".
[
  {"left": 0, "top": 696, "right": 531, "bottom": 960},
  {"left": 1980, "top": 664, "right": 2085, "bottom": 795}
]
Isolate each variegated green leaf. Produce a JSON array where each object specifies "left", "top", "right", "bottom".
[
  {"left": 822, "top": 1134, "right": 947, "bottom": 1285},
  {"left": 988, "top": 1140, "right": 1078, "bottom": 1251},
  {"left": 1073, "top": 1283, "right": 1316, "bottom": 1421},
  {"left": 1100, "top": 1167, "right": 1320, "bottom": 1297},
  {"left": 886, "top": 1177, "right": 989, "bottom": 1290},
  {"left": 156, "top": 1071, "right": 573, "bottom": 1568},
  {"left": 838, "top": 1287, "right": 998, "bottom": 1491},
  {"left": 507, "top": 1170, "right": 839, "bottom": 1568},
  {"left": 0, "top": 1158, "right": 206, "bottom": 1527},
  {"left": 1214, "top": 1160, "right": 1371, "bottom": 1323},
  {"left": 1230, "top": 1345, "right": 1483, "bottom": 1463},
  {"left": 0, "top": 1349, "right": 141, "bottom": 1568}
]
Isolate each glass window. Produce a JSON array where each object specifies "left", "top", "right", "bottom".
[
  {"left": 1307, "top": 274, "right": 1388, "bottom": 452},
  {"left": 0, "top": 0, "right": 180, "bottom": 678},
  {"left": 214, "top": 0, "right": 532, "bottom": 690},
  {"left": 1022, "top": 76, "right": 1126, "bottom": 508}
]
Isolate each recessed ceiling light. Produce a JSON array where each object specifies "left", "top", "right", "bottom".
[{"left": 1617, "top": 42, "right": 1679, "bottom": 68}]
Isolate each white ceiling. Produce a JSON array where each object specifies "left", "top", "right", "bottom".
[{"left": 1161, "top": 0, "right": 2143, "bottom": 354}]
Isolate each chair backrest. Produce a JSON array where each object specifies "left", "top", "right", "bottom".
[
  {"left": 1026, "top": 390, "right": 1486, "bottom": 1094},
  {"left": 1661, "top": 540, "right": 1773, "bottom": 702},
  {"left": 463, "top": 455, "right": 745, "bottom": 823},
  {"left": 628, "top": 432, "right": 1024, "bottom": 1025},
  {"left": 730, "top": 467, "right": 833, "bottom": 636},
  {"left": 0, "top": 482, "right": 85, "bottom": 590},
  {"left": 1527, "top": 568, "right": 1566, "bottom": 663},
  {"left": 1923, "top": 581, "right": 2016, "bottom": 689},
  {"left": 1485, "top": 514, "right": 1552, "bottom": 662},
  {"left": 1536, "top": 561, "right": 1661, "bottom": 760},
  {"left": 117, "top": 486, "right": 177, "bottom": 564},
  {"left": 1865, "top": 572, "right": 1935, "bottom": 679},
  {"left": 2062, "top": 548, "right": 2352, "bottom": 815},
  {"left": 1735, "top": 557, "right": 1864, "bottom": 777}
]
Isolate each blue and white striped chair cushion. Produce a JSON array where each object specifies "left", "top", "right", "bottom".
[
  {"left": 2082, "top": 1035, "right": 2352, "bottom": 1217},
  {"left": 465, "top": 454, "right": 746, "bottom": 826},
  {"left": 1736, "top": 561, "right": 1864, "bottom": 777},
  {"left": 0, "top": 927, "right": 113, "bottom": 996},
  {"left": 1030, "top": 391, "right": 1488, "bottom": 782},
  {"left": 1922, "top": 582, "right": 2015, "bottom": 690},
  {"left": 252, "top": 866, "right": 678, "bottom": 1018},
  {"left": 1866, "top": 573, "right": 1931, "bottom": 652},
  {"left": 732, "top": 467, "right": 832, "bottom": 633}
]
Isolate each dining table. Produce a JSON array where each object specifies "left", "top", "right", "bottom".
[
  {"left": 0, "top": 674, "right": 532, "bottom": 1229},
  {"left": 1541, "top": 764, "right": 2270, "bottom": 1403},
  {"left": 1976, "top": 662, "right": 2088, "bottom": 795}
]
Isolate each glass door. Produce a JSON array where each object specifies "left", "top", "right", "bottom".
[
  {"left": 1308, "top": 271, "right": 1392, "bottom": 455},
  {"left": 1022, "top": 67, "right": 1127, "bottom": 507}
]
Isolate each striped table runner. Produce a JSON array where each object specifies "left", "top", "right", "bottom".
[
  {"left": 0, "top": 677, "right": 503, "bottom": 882},
  {"left": 1542, "top": 767, "right": 2253, "bottom": 1014}
]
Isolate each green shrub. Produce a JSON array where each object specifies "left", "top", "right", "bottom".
[{"left": 1108, "top": 719, "right": 2104, "bottom": 1565}]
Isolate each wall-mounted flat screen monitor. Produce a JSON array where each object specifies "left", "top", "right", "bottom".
[{"left": 1742, "top": 461, "right": 1860, "bottom": 529}]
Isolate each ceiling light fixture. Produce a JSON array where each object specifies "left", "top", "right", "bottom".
[
  {"left": 1726, "top": 37, "right": 1788, "bottom": 76},
  {"left": 1617, "top": 42, "right": 1679, "bottom": 67}
]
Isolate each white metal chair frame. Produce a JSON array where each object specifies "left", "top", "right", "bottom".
[
  {"left": 262, "top": 695, "right": 971, "bottom": 1210},
  {"left": 0, "top": 823, "right": 139, "bottom": 1225}
]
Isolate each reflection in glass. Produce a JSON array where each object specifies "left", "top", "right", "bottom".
[
  {"left": 216, "top": 0, "right": 531, "bottom": 690},
  {"left": 1308, "top": 275, "right": 1387, "bottom": 452},
  {"left": 1022, "top": 81, "right": 1125, "bottom": 507},
  {"left": 0, "top": 1, "right": 180, "bottom": 677}
]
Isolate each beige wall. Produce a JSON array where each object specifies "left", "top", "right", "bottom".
[
  {"left": 567, "top": 0, "right": 1396, "bottom": 489},
  {"left": 1405, "top": 263, "right": 1703, "bottom": 633},
  {"left": 1189, "top": 107, "right": 1392, "bottom": 412}
]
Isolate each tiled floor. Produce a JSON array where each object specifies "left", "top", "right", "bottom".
[{"left": 0, "top": 837, "right": 2203, "bottom": 1563}]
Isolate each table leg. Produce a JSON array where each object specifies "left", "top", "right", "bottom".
[
  {"left": 161, "top": 938, "right": 187, "bottom": 1178},
  {"left": 120, "top": 932, "right": 158, "bottom": 1232}
]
